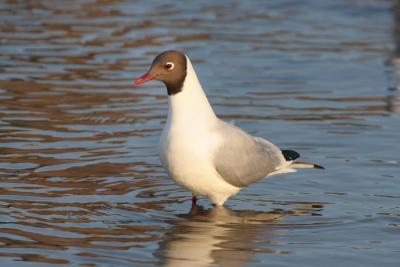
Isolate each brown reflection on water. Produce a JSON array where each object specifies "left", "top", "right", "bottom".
[
  {"left": 1, "top": 199, "right": 165, "bottom": 265},
  {"left": 0, "top": 193, "right": 329, "bottom": 266}
]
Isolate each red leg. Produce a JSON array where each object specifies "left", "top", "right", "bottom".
[{"left": 191, "top": 194, "right": 197, "bottom": 205}]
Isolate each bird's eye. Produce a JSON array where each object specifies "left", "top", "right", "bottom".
[{"left": 164, "top": 62, "right": 174, "bottom": 70}]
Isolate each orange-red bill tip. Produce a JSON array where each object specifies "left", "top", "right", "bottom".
[{"left": 134, "top": 73, "right": 154, "bottom": 88}]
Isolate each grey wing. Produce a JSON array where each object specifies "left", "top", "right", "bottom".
[{"left": 213, "top": 121, "right": 286, "bottom": 188}]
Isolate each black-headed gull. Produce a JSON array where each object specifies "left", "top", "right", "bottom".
[{"left": 134, "top": 50, "right": 324, "bottom": 206}]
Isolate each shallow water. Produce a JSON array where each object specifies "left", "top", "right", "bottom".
[{"left": 1, "top": 0, "right": 400, "bottom": 266}]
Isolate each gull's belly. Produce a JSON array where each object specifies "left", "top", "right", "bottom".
[{"left": 159, "top": 131, "right": 239, "bottom": 200}]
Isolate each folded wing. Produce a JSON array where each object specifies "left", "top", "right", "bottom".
[{"left": 213, "top": 121, "right": 287, "bottom": 188}]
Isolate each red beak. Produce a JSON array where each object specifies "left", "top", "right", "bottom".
[{"left": 134, "top": 73, "right": 154, "bottom": 88}]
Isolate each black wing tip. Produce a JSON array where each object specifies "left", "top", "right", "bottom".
[
  {"left": 281, "top": 149, "right": 300, "bottom": 161},
  {"left": 313, "top": 164, "right": 325, "bottom": 170}
]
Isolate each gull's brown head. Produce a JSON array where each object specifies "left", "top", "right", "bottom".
[{"left": 134, "top": 50, "right": 187, "bottom": 96}]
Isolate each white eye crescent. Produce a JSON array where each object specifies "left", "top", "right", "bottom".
[{"left": 164, "top": 62, "right": 174, "bottom": 70}]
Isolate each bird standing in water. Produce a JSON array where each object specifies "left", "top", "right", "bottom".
[{"left": 134, "top": 50, "right": 323, "bottom": 206}]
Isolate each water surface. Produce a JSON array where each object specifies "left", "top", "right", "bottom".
[{"left": 1, "top": 0, "right": 399, "bottom": 266}]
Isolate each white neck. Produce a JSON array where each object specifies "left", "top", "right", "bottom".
[{"left": 166, "top": 56, "right": 217, "bottom": 129}]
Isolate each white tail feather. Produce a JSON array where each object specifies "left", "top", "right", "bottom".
[{"left": 268, "top": 161, "right": 324, "bottom": 177}]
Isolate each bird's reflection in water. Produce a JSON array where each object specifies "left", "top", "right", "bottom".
[{"left": 156, "top": 204, "right": 323, "bottom": 267}]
